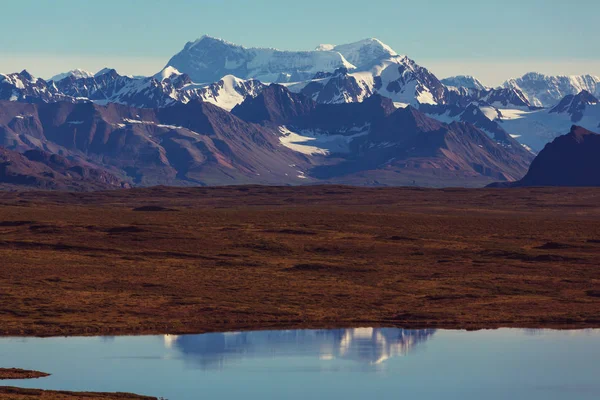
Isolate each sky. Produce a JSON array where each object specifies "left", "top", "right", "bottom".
[{"left": 1, "top": 0, "right": 599, "bottom": 86}]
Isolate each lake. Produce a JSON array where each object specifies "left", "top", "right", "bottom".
[{"left": 1, "top": 328, "right": 599, "bottom": 399}]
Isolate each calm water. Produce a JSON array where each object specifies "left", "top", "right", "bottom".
[{"left": 1, "top": 328, "right": 600, "bottom": 400}]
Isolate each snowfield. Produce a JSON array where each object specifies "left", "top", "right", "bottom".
[{"left": 278, "top": 126, "right": 369, "bottom": 156}]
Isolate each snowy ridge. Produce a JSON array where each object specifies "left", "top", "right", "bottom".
[
  {"left": 503, "top": 72, "right": 600, "bottom": 107},
  {"left": 154, "top": 66, "right": 183, "bottom": 82},
  {"left": 49, "top": 69, "right": 94, "bottom": 82},
  {"left": 329, "top": 38, "right": 398, "bottom": 70},
  {"left": 2, "top": 68, "right": 265, "bottom": 111},
  {"left": 441, "top": 75, "right": 488, "bottom": 91},
  {"left": 166, "top": 35, "right": 356, "bottom": 84}
]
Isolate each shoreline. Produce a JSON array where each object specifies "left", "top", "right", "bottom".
[
  {"left": 1, "top": 320, "right": 600, "bottom": 339},
  {"left": 0, "top": 369, "right": 49, "bottom": 380},
  {"left": 0, "top": 387, "right": 155, "bottom": 400}
]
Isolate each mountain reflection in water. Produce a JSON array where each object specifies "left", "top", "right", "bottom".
[{"left": 164, "top": 328, "right": 436, "bottom": 369}]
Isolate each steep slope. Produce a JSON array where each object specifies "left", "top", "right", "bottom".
[
  {"left": 503, "top": 72, "right": 600, "bottom": 107},
  {"left": 231, "top": 84, "right": 317, "bottom": 124},
  {"left": 0, "top": 146, "right": 127, "bottom": 190},
  {"left": 496, "top": 126, "right": 600, "bottom": 187}
]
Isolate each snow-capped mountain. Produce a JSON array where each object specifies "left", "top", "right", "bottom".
[
  {"left": 0, "top": 70, "right": 72, "bottom": 103},
  {"left": 424, "top": 89, "right": 600, "bottom": 152},
  {"left": 549, "top": 90, "right": 600, "bottom": 121},
  {"left": 165, "top": 35, "right": 356, "bottom": 84},
  {"left": 231, "top": 85, "right": 532, "bottom": 185},
  {"left": 286, "top": 55, "right": 449, "bottom": 107},
  {"left": 49, "top": 69, "right": 94, "bottom": 82},
  {"left": 503, "top": 72, "right": 600, "bottom": 107},
  {"left": 287, "top": 62, "right": 531, "bottom": 111},
  {"left": 316, "top": 38, "right": 398, "bottom": 70},
  {"left": 1, "top": 68, "right": 265, "bottom": 111},
  {"left": 441, "top": 76, "right": 488, "bottom": 91}
]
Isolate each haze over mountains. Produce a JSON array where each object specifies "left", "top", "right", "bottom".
[{"left": 0, "top": 36, "right": 598, "bottom": 189}]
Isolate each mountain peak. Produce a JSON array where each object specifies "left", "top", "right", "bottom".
[
  {"left": 187, "top": 35, "right": 238, "bottom": 50},
  {"left": 315, "top": 44, "right": 335, "bottom": 51},
  {"left": 549, "top": 90, "right": 600, "bottom": 121},
  {"left": 167, "top": 36, "right": 355, "bottom": 84},
  {"left": 509, "top": 125, "right": 600, "bottom": 187},
  {"left": 154, "top": 66, "right": 183, "bottom": 82},
  {"left": 441, "top": 75, "right": 487, "bottom": 91},
  {"left": 568, "top": 125, "right": 597, "bottom": 141},
  {"left": 19, "top": 70, "right": 34, "bottom": 81},
  {"left": 50, "top": 69, "right": 94, "bottom": 82},
  {"left": 330, "top": 38, "right": 397, "bottom": 70},
  {"left": 94, "top": 68, "right": 117, "bottom": 77},
  {"left": 504, "top": 73, "right": 600, "bottom": 107}
]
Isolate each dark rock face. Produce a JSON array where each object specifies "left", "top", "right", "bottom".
[
  {"left": 503, "top": 126, "right": 600, "bottom": 187},
  {"left": 301, "top": 69, "right": 373, "bottom": 104},
  {"left": 549, "top": 91, "right": 600, "bottom": 122},
  {"left": 231, "top": 84, "right": 317, "bottom": 124}
]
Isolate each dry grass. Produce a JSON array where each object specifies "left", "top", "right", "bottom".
[
  {"left": 0, "top": 387, "right": 155, "bottom": 400},
  {"left": 0, "top": 185, "right": 599, "bottom": 336},
  {"left": 0, "top": 370, "right": 49, "bottom": 380}
]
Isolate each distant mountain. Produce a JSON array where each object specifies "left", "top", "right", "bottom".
[
  {"left": 549, "top": 90, "right": 600, "bottom": 122},
  {"left": 0, "top": 70, "right": 73, "bottom": 103},
  {"left": 0, "top": 146, "right": 127, "bottom": 190},
  {"left": 286, "top": 56, "right": 450, "bottom": 107},
  {"left": 165, "top": 35, "right": 356, "bottom": 84},
  {"left": 490, "top": 126, "right": 600, "bottom": 187},
  {"left": 316, "top": 38, "right": 398, "bottom": 70},
  {"left": 1, "top": 68, "right": 265, "bottom": 111},
  {"left": 492, "top": 90, "right": 600, "bottom": 151},
  {"left": 441, "top": 75, "right": 488, "bottom": 91},
  {"left": 503, "top": 72, "right": 600, "bottom": 107},
  {"left": 7, "top": 35, "right": 600, "bottom": 163},
  {"left": 49, "top": 69, "right": 94, "bottom": 82}
]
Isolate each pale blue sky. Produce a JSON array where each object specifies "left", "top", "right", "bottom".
[{"left": 2, "top": 0, "right": 599, "bottom": 85}]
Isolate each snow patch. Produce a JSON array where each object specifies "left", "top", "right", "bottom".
[{"left": 278, "top": 125, "right": 368, "bottom": 156}]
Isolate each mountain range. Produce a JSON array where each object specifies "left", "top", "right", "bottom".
[
  {"left": 1, "top": 35, "right": 599, "bottom": 189},
  {"left": 0, "top": 84, "right": 534, "bottom": 189}
]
